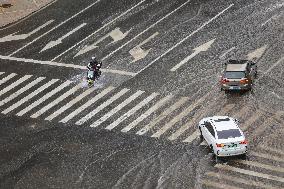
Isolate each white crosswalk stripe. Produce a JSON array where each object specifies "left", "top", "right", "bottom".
[
  {"left": 31, "top": 84, "right": 82, "bottom": 118},
  {"left": 136, "top": 97, "right": 189, "bottom": 136},
  {"left": 122, "top": 95, "right": 173, "bottom": 133},
  {"left": 60, "top": 86, "right": 115, "bottom": 123},
  {"left": 0, "top": 73, "right": 17, "bottom": 85},
  {"left": 16, "top": 80, "right": 72, "bottom": 116},
  {"left": 0, "top": 72, "right": 4, "bottom": 76},
  {"left": 0, "top": 75, "right": 32, "bottom": 97},
  {"left": 108, "top": 92, "right": 159, "bottom": 131},
  {"left": 0, "top": 77, "right": 45, "bottom": 107},
  {"left": 235, "top": 160, "right": 284, "bottom": 173},
  {"left": 90, "top": 90, "right": 144, "bottom": 128},
  {"left": 2, "top": 79, "right": 59, "bottom": 114},
  {"left": 45, "top": 87, "right": 95, "bottom": 121},
  {"left": 183, "top": 130, "right": 199, "bottom": 143},
  {"left": 75, "top": 88, "right": 129, "bottom": 125}
]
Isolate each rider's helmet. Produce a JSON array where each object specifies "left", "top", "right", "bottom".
[{"left": 91, "top": 56, "right": 96, "bottom": 61}]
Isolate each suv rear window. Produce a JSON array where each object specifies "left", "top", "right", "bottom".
[
  {"left": 217, "top": 129, "right": 242, "bottom": 139},
  {"left": 225, "top": 71, "right": 245, "bottom": 79}
]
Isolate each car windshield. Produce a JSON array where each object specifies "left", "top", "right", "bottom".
[
  {"left": 217, "top": 129, "right": 242, "bottom": 139},
  {"left": 225, "top": 71, "right": 245, "bottom": 79}
]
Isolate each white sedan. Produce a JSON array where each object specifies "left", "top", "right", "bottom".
[{"left": 198, "top": 116, "right": 248, "bottom": 157}]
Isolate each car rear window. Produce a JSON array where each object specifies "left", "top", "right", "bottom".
[
  {"left": 225, "top": 71, "right": 245, "bottom": 79},
  {"left": 217, "top": 129, "right": 242, "bottom": 139}
]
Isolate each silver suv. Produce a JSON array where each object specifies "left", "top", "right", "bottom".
[{"left": 220, "top": 60, "right": 257, "bottom": 91}]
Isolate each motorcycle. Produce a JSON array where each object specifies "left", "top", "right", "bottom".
[{"left": 87, "top": 69, "right": 101, "bottom": 87}]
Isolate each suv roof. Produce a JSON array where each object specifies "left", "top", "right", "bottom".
[
  {"left": 225, "top": 60, "right": 248, "bottom": 72},
  {"left": 203, "top": 116, "right": 238, "bottom": 131}
]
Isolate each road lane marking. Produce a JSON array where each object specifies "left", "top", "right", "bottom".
[
  {"left": 31, "top": 84, "right": 82, "bottom": 118},
  {"left": 258, "top": 146, "right": 284, "bottom": 157},
  {"left": 45, "top": 87, "right": 95, "bottom": 121},
  {"left": 219, "top": 46, "right": 236, "bottom": 59},
  {"left": 16, "top": 80, "right": 72, "bottom": 116},
  {"left": 9, "top": 0, "right": 102, "bottom": 56},
  {"left": 246, "top": 45, "right": 267, "bottom": 61},
  {"left": 0, "top": 75, "right": 32, "bottom": 97},
  {"left": 52, "top": 0, "right": 146, "bottom": 61},
  {"left": 262, "top": 56, "right": 284, "bottom": 76},
  {"left": 41, "top": 23, "right": 87, "bottom": 52},
  {"left": 233, "top": 105, "right": 252, "bottom": 120},
  {"left": 250, "top": 151, "right": 284, "bottom": 163},
  {"left": 201, "top": 180, "right": 242, "bottom": 189},
  {"left": 0, "top": 72, "right": 4, "bottom": 76},
  {"left": 106, "top": 92, "right": 158, "bottom": 131},
  {"left": 215, "top": 164, "right": 284, "bottom": 183},
  {"left": 60, "top": 86, "right": 115, "bottom": 123},
  {"left": 206, "top": 171, "right": 280, "bottom": 189},
  {"left": 170, "top": 39, "right": 215, "bottom": 71},
  {"left": 2, "top": 79, "right": 59, "bottom": 114},
  {"left": 90, "top": 90, "right": 144, "bottom": 128},
  {"left": 235, "top": 160, "right": 284, "bottom": 173},
  {"left": 129, "top": 32, "right": 159, "bottom": 62},
  {"left": 182, "top": 130, "right": 199, "bottom": 143},
  {"left": 241, "top": 110, "right": 263, "bottom": 131},
  {"left": 122, "top": 95, "right": 173, "bottom": 133},
  {"left": 216, "top": 103, "right": 235, "bottom": 115},
  {"left": 136, "top": 4, "right": 234, "bottom": 74},
  {"left": 75, "top": 88, "right": 129, "bottom": 125},
  {"left": 0, "top": 73, "right": 17, "bottom": 85},
  {"left": 0, "top": 20, "right": 54, "bottom": 42},
  {"left": 0, "top": 77, "right": 45, "bottom": 106},
  {"left": 0, "top": 55, "right": 136, "bottom": 76},
  {"left": 136, "top": 97, "right": 189, "bottom": 135},
  {"left": 102, "top": 0, "right": 194, "bottom": 61},
  {"left": 153, "top": 92, "right": 210, "bottom": 138}
]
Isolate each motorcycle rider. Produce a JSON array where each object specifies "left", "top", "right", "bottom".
[{"left": 87, "top": 56, "right": 102, "bottom": 77}]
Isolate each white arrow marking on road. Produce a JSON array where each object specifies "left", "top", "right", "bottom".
[
  {"left": 41, "top": 23, "right": 87, "bottom": 52},
  {"left": 129, "top": 32, "right": 159, "bottom": 63},
  {"left": 170, "top": 39, "right": 216, "bottom": 71},
  {"left": 74, "top": 27, "right": 131, "bottom": 57},
  {"left": 0, "top": 20, "right": 54, "bottom": 42},
  {"left": 246, "top": 45, "right": 267, "bottom": 61}
]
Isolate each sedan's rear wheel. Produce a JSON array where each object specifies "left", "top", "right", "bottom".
[{"left": 199, "top": 127, "right": 204, "bottom": 140}]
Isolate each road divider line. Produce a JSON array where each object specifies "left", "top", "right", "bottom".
[
  {"left": 215, "top": 164, "right": 284, "bottom": 183},
  {"left": 2, "top": 79, "right": 59, "bottom": 114},
  {"left": 136, "top": 97, "right": 189, "bottom": 135},
  {"left": 45, "top": 87, "right": 95, "bottom": 121},
  {"left": 106, "top": 92, "right": 158, "bottom": 131},
  {"left": 123, "top": 95, "right": 173, "bottom": 133},
  {"left": 9, "top": 0, "right": 102, "bottom": 56},
  {"left": 75, "top": 88, "right": 129, "bottom": 125},
  {"left": 235, "top": 160, "right": 284, "bottom": 173},
  {"left": 90, "top": 90, "right": 144, "bottom": 128},
  {"left": 102, "top": 0, "right": 193, "bottom": 61},
  {"left": 0, "top": 75, "right": 32, "bottom": 97},
  {"left": 136, "top": 4, "right": 234, "bottom": 74},
  {"left": 0, "top": 55, "right": 136, "bottom": 76},
  {"left": 60, "top": 86, "right": 115, "bottom": 123},
  {"left": 0, "top": 77, "right": 45, "bottom": 107},
  {"left": 31, "top": 84, "right": 82, "bottom": 118},
  {"left": 0, "top": 73, "right": 17, "bottom": 85},
  {"left": 52, "top": 0, "right": 146, "bottom": 61},
  {"left": 16, "top": 80, "right": 72, "bottom": 116}
]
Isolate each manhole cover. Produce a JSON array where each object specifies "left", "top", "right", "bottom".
[{"left": 0, "top": 3, "right": 13, "bottom": 8}]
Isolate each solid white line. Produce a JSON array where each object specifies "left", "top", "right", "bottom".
[
  {"left": 0, "top": 55, "right": 135, "bottom": 76},
  {"left": 235, "top": 160, "right": 284, "bottom": 173},
  {"left": 0, "top": 75, "right": 32, "bottom": 97},
  {"left": 107, "top": 92, "right": 158, "bottom": 131},
  {"left": 250, "top": 151, "right": 284, "bottom": 163},
  {"left": 31, "top": 84, "right": 82, "bottom": 118},
  {"left": 182, "top": 130, "right": 199, "bottom": 143},
  {"left": 45, "top": 87, "right": 95, "bottom": 121},
  {"left": 16, "top": 80, "right": 72, "bottom": 116},
  {"left": 136, "top": 97, "right": 189, "bottom": 135},
  {"left": 122, "top": 95, "right": 173, "bottom": 133},
  {"left": 90, "top": 90, "right": 144, "bottom": 128},
  {"left": 215, "top": 164, "right": 284, "bottom": 183},
  {"left": 9, "top": 0, "right": 102, "bottom": 56},
  {"left": 136, "top": 4, "right": 234, "bottom": 75},
  {"left": 52, "top": 0, "right": 146, "bottom": 61},
  {"left": 0, "top": 77, "right": 45, "bottom": 107},
  {"left": 0, "top": 73, "right": 17, "bottom": 85},
  {"left": 60, "top": 86, "right": 115, "bottom": 123},
  {"left": 2, "top": 79, "right": 59, "bottom": 114},
  {"left": 75, "top": 88, "right": 129, "bottom": 125},
  {"left": 102, "top": 0, "right": 193, "bottom": 61}
]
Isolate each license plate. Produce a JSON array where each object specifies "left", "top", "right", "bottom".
[
  {"left": 229, "top": 86, "right": 241, "bottom": 90},
  {"left": 227, "top": 143, "right": 238, "bottom": 148}
]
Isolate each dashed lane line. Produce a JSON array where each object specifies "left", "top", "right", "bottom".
[
  {"left": 60, "top": 86, "right": 115, "bottom": 123},
  {"left": 9, "top": 0, "right": 102, "bottom": 56},
  {"left": 2, "top": 79, "right": 59, "bottom": 114},
  {"left": 0, "top": 75, "right": 32, "bottom": 97},
  {"left": 0, "top": 55, "right": 136, "bottom": 76}
]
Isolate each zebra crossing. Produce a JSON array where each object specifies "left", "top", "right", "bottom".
[{"left": 0, "top": 72, "right": 282, "bottom": 145}]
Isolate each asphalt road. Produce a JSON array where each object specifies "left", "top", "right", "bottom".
[{"left": 0, "top": 0, "right": 283, "bottom": 188}]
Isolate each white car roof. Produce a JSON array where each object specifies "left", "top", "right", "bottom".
[{"left": 202, "top": 116, "right": 238, "bottom": 131}]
